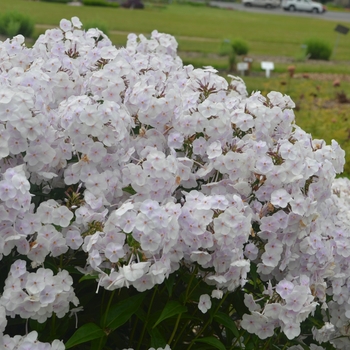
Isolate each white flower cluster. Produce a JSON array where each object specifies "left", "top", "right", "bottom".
[
  {"left": 0, "top": 16, "right": 349, "bottom": 347},
  {"left": 1, "top": 260, "right": 78, "bottom": 322},
  {"left": 1, "top": 330, "right": 65, "bottom": 350}
]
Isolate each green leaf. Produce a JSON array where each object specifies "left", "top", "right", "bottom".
[
  {"left": 135, "top": 307, "right": 147, "bottom": 322},
  {"left": 213, "top": 312, "right": 240, "bottom": 339},
  {"left": 78, "top": 274, "right": 98, "bottom": 282},
  {"left": 152, "top": 300, "right": 187, "bottom": 328},
  {"left": 122, "top": 185, "right": 136, "bottom": 195},
  {"left": 150, "top": 327, "right": 167, "bottom": 348},
  {"left": 249, "top": 261, "right": 258, "bottom": 289},
  {"left": 65, "top": 323, "right": 105, "bottom": 349},
  {"left": 194, "top": 336, "right": 226, "bottom": 350},
  {"left": 164, "top": 273, "right": 176, "bottom": 297},
  {"left": 104, "top": 292, "right": 146, "bottom": 331}
]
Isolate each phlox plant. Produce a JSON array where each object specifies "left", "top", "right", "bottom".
[{"left": 0, "top": 17, "right": 350, "bottom": 350}]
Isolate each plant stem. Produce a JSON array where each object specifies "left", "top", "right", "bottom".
[
  {"left": 50, "top": 313, "right": 56, "bottom": 339},
  {"left": 187, "top": 292, "right": 229, "bottom": 350},
  {"left": 103, "top": 290, "right": 115, "bottom": 328},
  {"left": 168, "top": 312, "right": 183, "bottom": 346},
  {"left": 172, "top": 319, "right": 192, "bottom": 349},
  {"left": 168, "top": 267, "right": 198, "bottom": 347},
  {"left": 97, "top": 334, "right": 106, "bottom": 350},
  {"left": 100, "top": 289, "right": 106, "bottom": 324},
  {"left": 129, "top": 315, "right": 139, "bottom": 348},
  {"left": 262, "top": 336, "right": 273, "bottom": 350},
  {"left": 136, "top": 287, "right": 158, "bottom": 350},
  {"left": 184, "top": 266, "right": 197, "bottom": 301},
  {"left": 230, "top": 329, "right": 245, "bottom": 349},
  {"left": 186, "top": 272, "right": 210, "bottom": 301},
  {"left": 97, "top": 290, "right": 116, "bottom": 350}
]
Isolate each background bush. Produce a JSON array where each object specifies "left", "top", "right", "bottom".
[
  {"left": 82, "top": 0, "right": 119, "bottom": 7},
  {"left": 305, "top": 38, "right": 332, "bottom": 60},
  {"left": 232, "top": 39, "right": 249, "bottom": 56},
  {"left": 41, "top": 0, "right": 73, "bottom": 3},
  {"left": 0, "top": 11, "right": 34, "bottom": 38},
  {"left": 219, "top": 38, "right": 232, "bottom": 56}
]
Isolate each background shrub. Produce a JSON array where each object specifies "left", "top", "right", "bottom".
[
  {"left": 219, "top": 38, "right": 232, "bottom": 56},
  {"left": 305, "top": 38, "right": 332, "bottom": 60},
  {"left": 0, "top": 11, "right": 34, "bottom": 38},
  {"left": 41, "top": 0, "right": 72, "bottom": 3},
  {"left": 232, "top": 39, "right": 249, "bottom": 56},
  {"left": 82, "top": 0, "right": 119, "bottom": 7}
]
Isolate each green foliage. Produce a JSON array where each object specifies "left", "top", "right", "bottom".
[
  {"left": 0, "top": 11, "right": 34, "bottom": 38},
  {"left": 83, "top": 20, "right": 109, "bottom": 35},
  {"left": 153, "top": 301, "right": 187, "bottom": 328},
  {"left": 232, "top": 39, "right": 249, "bottom": 56},
  {"left": 219, "top": 38, "right": 232, "bottom": 56},
  {"left": 22, "top": 257, "right": 317, "bottom": 350},
  {"left": 82, "top": 0, "right": 119, "bottom": 7},
  {"left": 41, "top": 0, "right": 72, "bottom": 3},
  {"left": 65, "top": 323, "right": 105, "bottom": 349},
  {"left": 60, "top": 266, "right": 231, "bottom": 349},
  {"left": 304, "top": 38, "right": 332, "bottom": 60},
  {"left": 229, "top": 50, "right": 236, "bottom": 62},
  {"left": 229, "top": 50, "right": 236, "bottom": 71},
  {"left": 176, "top": 0, "right": 207, "bottom": 6}
]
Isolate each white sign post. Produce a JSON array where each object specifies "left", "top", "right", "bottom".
[
  {"left": 261, "top": 61, "right": 274, "bottom": 78},
  {"left": 237, "top": 62, "right": 249, "bottom": 76}
]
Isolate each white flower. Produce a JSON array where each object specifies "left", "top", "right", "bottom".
[
  {"left": 207, "top": 140, "right": 222, "bottom": 159},
  {"left": 270, "top": 188, "right": 292, "bottom": 208},
  {"left": 211, "top": 289, "right": 223, "bottom": 299},
  {"left": 198, "top": 294, "right": 211, "bottom": 313},
  {"left": 59, "top": 19, "right": 72, "bottom": 32},
  {"left": 71, "top": 16, "right": 82, "bottom": 28}
]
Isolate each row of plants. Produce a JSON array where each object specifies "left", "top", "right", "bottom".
[{"left": 221, "top": 37, "right": 332, "bottom": 68}]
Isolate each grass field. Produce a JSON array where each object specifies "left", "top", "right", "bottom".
[
  {"left": 5, "top": 0, "right": 350, "bottom": 74},
  {"left": 3, "top": 0, "right": 350, "bottom": 61},
  {"left": 1, "top": 0, "right": 350, "bottom": 176}
]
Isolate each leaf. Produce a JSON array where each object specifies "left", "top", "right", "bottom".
[
  {"left": 213, "top": 312, "right": 240, "bottom": 339},
  {"left": 135, "top": 307, "right": 147, "bottom": 322},
  {"left": 249, "top": 261, "right": 258, "bottom": 289},
  {"left": 164, "top": 273, "right": 176, "bottom": 297},
  {"left": 194, "top": 336, "right": 226, "bottom": 350},
  {"left": 152, "top": 300, "right": 187, "bottom": 328},
  {"left": 65, "top": 323, "right": 105, "bottom": 349},
  {"left": 78, "top": 274, "right": 98, "bottom": 283},
  {"left": 122, "top": 185, "right": 136, "bottom": 195},
  {"left": 103, "top": 292, "right": 146, "bottom": 331},
  {"left": 150, "top": 327, "right": 167, "bottom": 348}
]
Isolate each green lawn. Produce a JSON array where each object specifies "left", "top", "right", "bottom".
[{"left": 4, "top": 0, "right": 350, "bottom": 62}]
